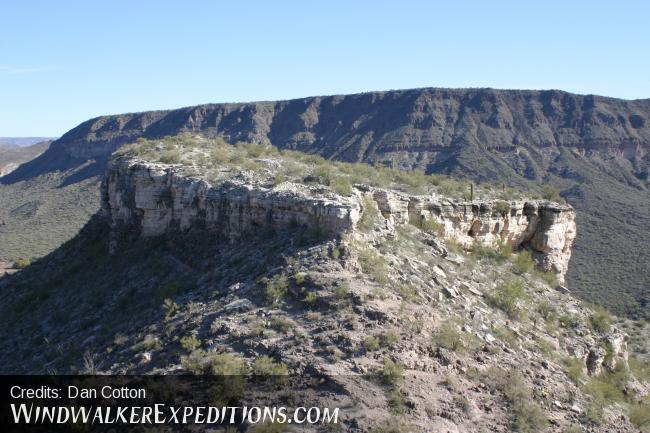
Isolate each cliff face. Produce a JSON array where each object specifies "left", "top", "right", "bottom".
[
  {"left": 53, "top": 88, "right": 650, "bottom": 167},
  {"left": 102, "top": 155, "right": 576, "bottom": 283}
]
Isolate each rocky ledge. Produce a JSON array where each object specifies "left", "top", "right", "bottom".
[{"left": 101, "top": 156, "right": 575, "bottom": 283}]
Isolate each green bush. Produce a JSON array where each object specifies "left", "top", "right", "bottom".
[
  {"left": 558, "top": 314, "right": 580, "bottom": 329},
  {"left": 541, "top": 185, "right": 562, "bottom": 201},
  {"left": 629, "top": 399, "right": 650, "bottom": 430},
  {"left": 364, "top": 335, "right": 380, "bottom": 351},
  {"left": 563, "top": 357, "right": 584, "bottom": 383},
  {"left": 589, "top": 306, "right": 613, "bottom": 333},
  {"left": 264, "top": 273, "right": 289, "bottom": 307},
  {"left": 14, "top": 258, "right": 31, "bottom": 269},
  {"left": 490, "top": 278, "right": 526, "bottom": 318},
  {"left": 159, "top": 148, "right": 181, "bottom": 164},
  {"left": 537, "top": 299, "right": 556, "bottom": 321},
  {"left": 512, "top": 250, "right": 535, "bottom": 274},
  {"left": 330, "top": 176, "right": 353, "bottom": 196},
  {"left": 180, "top": 335, "right": 201, "bottom": 351},
  {"left": 303, "top": 292, "right": 318, "bottom": 308},
  {"left": 382, "top": 330, "right": 400, "bottom": 348},
  {"left": 333, "top": 283, "right": 351, "bottom": 301},
  {"left": 511, "top": 399, "right": 548, "bottom": 433},
  {"left": 251, "top": 356, "right": 289, "bottom": 378},
  {"left": 472, "top": 240, "right": 511, "bottom": 262},
  {"left": 433, "top": 322, "right": 463, "bottom": 351},
  {"left": 493, "top": 200, "right": 510, "bottom": 216},
  {"left": 415, "top": 218, "right": 444, "bottom": 236},
  {"left": 629, "top": 355, "right": 650, "bottom": 381},
  {"left": 379, "top": 359, "right": 404, "bottom": 387},
  {"left": 269, "top": 316, "right": 295, "bottom": 333}
]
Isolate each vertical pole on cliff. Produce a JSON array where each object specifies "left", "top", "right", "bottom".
[
  {"left": 470, "top": 183, "right": 474, "bottom": 201},
  {"left": 502, "top": 183, "right": 505, "bottom": 192}
]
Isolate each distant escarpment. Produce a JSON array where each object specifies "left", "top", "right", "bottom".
[
  {"left": 2, "top": 87, "right": 649, "bottom": 318},
  {"left": 38, "top": 88, "right": 650, "bottom": 168}
]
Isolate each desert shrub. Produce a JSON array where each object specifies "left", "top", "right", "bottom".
[
  {"left": 364, "top": 336, "right": 380, "bottom": 351},
  {"left": 294, "top": 272, "right": 306, "bottom": 285},
  {"left": 537, "top": 299, "right": 556, "bottom": 321},
  {"left": 303, "top": 292, "right": 318, "bottom": 308},
  {"left": 269, "top": 316, "right": 295, "bottom": 333},
  {"left": 538, "top": 271, "right": 558, "bottom": 288},
  {"left": 493, "top": 200, "right": 510, "bottom": 216},
  {"left": 210, "top": 147, "right": 229, "bottom": 164},
  {"left": 433, "top": 322, "right": 463, "bottom": 351},
  {"left": 382, "top": 330, "right": 400, "bottom": 348},
  {"left": 180, "top": 335, "right": 201, "bottom": 351},
  {"left": 589, "top": 306, "right": 613, "bottom": 333},
  {"left": 541, "top": 185, "right": 561, "bottom": 201},
  {"left": 415, "top": 217, "right": 444, "bottom": 236},
  {"left": 511, "top": 399, "right": 548, "bottom": 433},
  {"left": 264, "top": 273, "right": 289, "bottom": 307},
  {"left": 629, "top": 399, "right": 650, "bottom": 430},
  {"left": 330, "top": 176, "right": 353, "bottom": 196},
  {"left": 472, "top": 240, "right": 511, "bottom": 262},
  {"left": 251, "top": 356, "right": 288, "bottom": 378},
  {"left": 394, "top": 282, "right": 417, "bottom": 301},
  {"left": 14, "top": 258, "right": 31, "bottom": 269},
  {"left": 489, "top": 370, "right": 548, "bottom": 432},
  {"left": 378, "top": 359, "right": 404, "bottom": 387},
  {"left": 558, "top": 314, "right": 580, "bottom": 329},
  {"left": 333, "top": 283, "right": 351, "bottom": 301},
  {"left": 162, "top": 298, "right": 180, "bottom": 319},
  {"left": 490, "top": 278, "right": 526, "bottom": 318},
  {"left": 140, "top": 334, "right": 161, "bottom": 351},
  {"left": 629, "top": 355, "right": 650, "bottom": 381},
  {"left": 159, "top": 148, "right": 181, "bottom": 164},
  {"left": 355, "top": 245, "right": 388, "bottom": 284},
  {"left": 512, "top": 250, "right": 535, "bottom": 274},
  {"left": 113, "top": 333, "right": 128, "bottom": 346},
  {"left": 208, "top": 352, "right": 249, "bottom": 376},
  {"left": 564, "top": 357, "right": 585, "bottom": 383},
  {"left": 582, "top": 365, "right": 629, "bottom": 406}
]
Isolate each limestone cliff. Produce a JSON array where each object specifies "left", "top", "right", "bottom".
[{"left": 101, "top": 152, "right": 575, "bottom": 283}]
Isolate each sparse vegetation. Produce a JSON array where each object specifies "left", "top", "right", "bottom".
[
  {"left": 489, "top": 278, "right": 526, "bottom": 319},
  {"left": 378, "top": 359, "right": 404, "bottom": 387},
  {"left": 589, "top": 306, "right": 613, "bottom": 333},
  {"left": 512, "top": 250, "right": 535, "bottom": 274},
  {"left": 251, "top": 356, "right": 289, "bottom": 378},
  {"left": 180, "top": 335, "right": 201, "bottom": 351},
  {"left": 433, "top": 322, "right": 463, "bottom": 352},
  {"left": 264, "top": 273, "right": 289, "bottom": 307},
  {"left": 14, "top": 258, "right": 31, "bottom": 269}
]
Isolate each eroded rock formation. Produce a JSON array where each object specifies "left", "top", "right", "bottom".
[{"left": 102, "top": 156, "right": 576, "bottom": 283}]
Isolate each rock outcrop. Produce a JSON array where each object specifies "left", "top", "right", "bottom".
[{"left": 102, "top": 155, "right": 576, "bottom": 283}]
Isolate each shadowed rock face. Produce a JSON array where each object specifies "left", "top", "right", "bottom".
[
  {"left": 2, "top": 87, "right": 649, "bottom": 318},
  {"left": 33, "top": 88, "right": 650, "bottom": 172}
]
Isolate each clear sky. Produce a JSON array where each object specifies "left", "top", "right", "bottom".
[{"left": 2, "top": 0, "right": 649, "bottom": 136}]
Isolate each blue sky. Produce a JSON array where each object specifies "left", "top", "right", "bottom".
[{"left": 2, "top": 0, "right": 649, "bottom": 136}]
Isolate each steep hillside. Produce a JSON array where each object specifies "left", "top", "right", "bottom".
[
  {"left": 2, "top": 88, "right": 649, "bottom": 318},
  {"left": 0, "top": 139, "right": 50, "bottom": 176},
  {"left": 0, "top": 137, "right": 56, "bottom": 148},
  {"left": 1, "top": 137, "right": 647, "bottom": 432}
]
